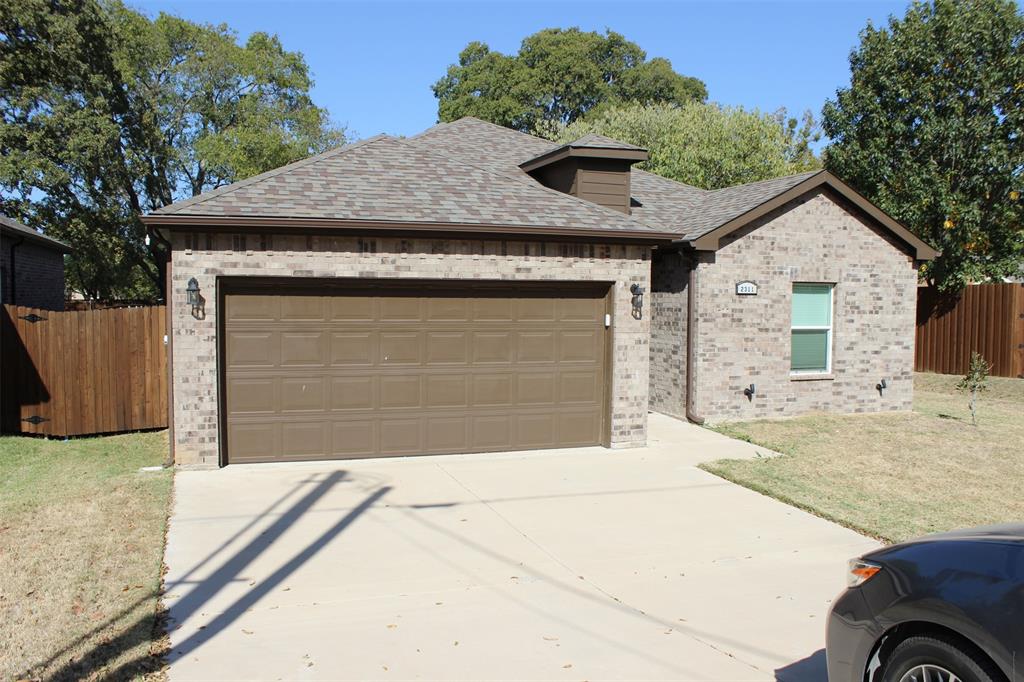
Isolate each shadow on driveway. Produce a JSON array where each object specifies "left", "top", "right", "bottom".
[
  {"left": 38, "top": 469, "right": 389, "bottom": 681},
  {"left": 776, "top": 648, "right": 827, "bottom": 682}
]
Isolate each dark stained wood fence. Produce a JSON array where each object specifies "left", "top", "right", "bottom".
[
  {"left": 916, "top": 283, "right": 1024, "bottom": 378},
  {"left": 1, "top": 304, "right": 168, "bottom": 436}
]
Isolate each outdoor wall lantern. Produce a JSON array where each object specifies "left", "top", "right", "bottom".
[
  {"left": 630, "top": 283, "right": 645, "bottom": 320},
  {"left": 186, "top": 277, "right": 205, "bottom": 320},
  {"left": 743, "top": 383, "right": 756, "bottom": 401},
  {"left": 876, "top": 378, "right": 887, "bottom": 395}
]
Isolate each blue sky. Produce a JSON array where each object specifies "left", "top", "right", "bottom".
[{"left": 132, "top": 0, "right": 908, "bottom": 142}]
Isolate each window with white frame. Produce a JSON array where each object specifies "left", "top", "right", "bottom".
[{"left": 791, "top": 283, "right": 833, "bottom": 373}]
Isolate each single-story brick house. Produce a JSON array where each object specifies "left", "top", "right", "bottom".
[
  {"left": 1, "top": 215, "right": 70, "bottom": 311},
  {"left": 143, "top": 117, "right": 936, "bottom": 466}
]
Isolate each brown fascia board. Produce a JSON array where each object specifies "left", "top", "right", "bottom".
[
  {"left": 687, "top": 170, "right": 939, "bottom": 261},
  {"left": 519, "top": 146, "right": 649, "bottom": 173},
  {"left": 141, "top": 214, "right": 678, "bottom": 244}
]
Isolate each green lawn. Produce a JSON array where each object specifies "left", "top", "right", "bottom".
[
  {"left": 0, "top": 431, "right": 173, "bottom": 681},
  {"left": 701, "top": 373, "right": 1024, "bottom": 543}
]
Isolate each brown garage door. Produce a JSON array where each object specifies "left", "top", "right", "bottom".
[{"left": 222, "top": 280, "right": 610, "bottom": 463}]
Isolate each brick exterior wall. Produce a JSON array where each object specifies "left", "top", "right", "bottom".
[
  {"left": 648, "top": 250, "right": 689, "bottom": 418},
  {"left": 0, "top": 235, "right": 65, "bottom": 310},
  {"left": 684, "top": 188, "right": 919, "bottom": 422},
  {"left": 169, "top": 232, "right": 652, "bottom": 465}
]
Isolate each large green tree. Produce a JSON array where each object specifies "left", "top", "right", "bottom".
[
  {"left": 823, "top": 0, "right": 1024, "bottom": 291},
  {"left": 0, "top": 0, "right": 344, "bottom": 301},
  {"left": 433, "top": 28, "right": 706, "bottom": 132},
  {"left": 556, "top": 102, "right": 820, "bottom": 190}
]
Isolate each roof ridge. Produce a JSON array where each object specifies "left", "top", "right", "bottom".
[
  {"left": 706, "top": 169, "right": 823, "bottom": 195},
  {"left": 392, "top": 136, "right": 660, "bottom": 231},
  {"left": 406, "top": 121, "right": 449, "bottom": 140},
  {"left": 411, "top": 117, "right": 567, "bottom": 169},
  {"left": 394, "top": 129, "right": 542, "bottom": 188},
  {"left": 452, "top": 116, "right": 560, "bottom": 148},
  {"left": 155, "top": 134, "right": 394, "bottom": 215}
]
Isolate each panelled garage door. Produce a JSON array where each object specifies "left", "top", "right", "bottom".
[{"left": 222, "top": 281, "right": 610, "bottom": 463}]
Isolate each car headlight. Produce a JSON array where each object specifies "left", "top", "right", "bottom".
[{"left": 847, "top": 559, "right": 882, "bottom": 587}]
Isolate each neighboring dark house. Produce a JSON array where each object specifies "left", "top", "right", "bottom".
[
  {"left": 0, "top": 216, "right": 70, "bottom": 311},
  {"left": 143, "top": 117, "right": 936, "bottom": 467}
]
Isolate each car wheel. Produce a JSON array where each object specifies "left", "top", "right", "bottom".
[{"left": 881, "top": 634, "right": 1000, "bottom": 682}]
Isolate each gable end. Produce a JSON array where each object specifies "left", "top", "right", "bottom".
[{"left": 688, "top": 171, "right": 937, "bottom": 261}]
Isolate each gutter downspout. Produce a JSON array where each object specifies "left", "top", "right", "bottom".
[
  {"left": 7, "top": 236, "right": 25, "bottom": 306},
  {"left": 685, "top": 253, "right": 705, "bottom": 425}
]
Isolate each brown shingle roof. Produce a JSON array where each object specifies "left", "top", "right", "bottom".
[
  {"left": 682, "top": 171, "right": 820, "bottom": 240},
  {"left": 147, "top": 116, "right": 935, "bottom": 258},
  {"left": 410, "top": 119, "right": 701, "bottom": 227},
  {"left": 628, "top": 169, "right": 705, "bottom": 233},
  {"left": 152, "top": 133, "right": 667, "bottom": 237},
  {"left": 686, "top": 170, "right": 938, "bottom": 259},
  {"left": 407, "top": 117, "right": 556, "bottom": 179},
  {"left": 0, "top": 215, "right": 71, "bottom": 253},
  {"left": 416, "top": 120, "right": 936, "bottom": 259},
  {"left": 409, "top": 118, "right": 696, "bottom": 227}
]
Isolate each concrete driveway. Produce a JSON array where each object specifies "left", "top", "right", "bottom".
[{"left": 163, "top": 414, "right": 878, "bottom": 681}]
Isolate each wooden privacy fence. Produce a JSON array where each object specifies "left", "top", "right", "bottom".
[
  {"left": 1, "top": 304, "right": 168, "bottom": 436},
  {"left": 915, "top": 283, "right": 1024, "bottom": 378}
]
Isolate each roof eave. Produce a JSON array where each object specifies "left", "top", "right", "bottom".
[
  {"left": 686, "top": 171, "right": 938, "bottom": 261},
  {"left": 0, "top": 225, "right": 72, "bottom": 253},
  {"left": 140, "top": 214, "right": 677, "bottom": 244}
]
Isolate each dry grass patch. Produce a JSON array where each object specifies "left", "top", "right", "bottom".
[
  {"left": 0, "top": 431, "right": 173, "bottom": 681},
  {"left": 701, "top": 374, "right": 1024, "bottom": 543}
]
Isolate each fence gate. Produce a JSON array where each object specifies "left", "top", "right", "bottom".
[{"left": 1, "top": 304, "right": 168, "bottom": 436}]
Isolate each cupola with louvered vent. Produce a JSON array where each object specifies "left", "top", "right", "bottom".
[{"left": 520, "top": 134, "right": 648, "bottom": 214}]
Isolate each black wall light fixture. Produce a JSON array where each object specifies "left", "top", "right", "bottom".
[
  {"left": 743, "top": 384, "right": 756, "bottom": 401},
  {"left": 630, "top": 283, "right": 645, "bottom": 320},
  {"left": 876, "top": 378, "right": 887, "bottom": 395},
  {"left": 186, "top": 277, "right": 205, "bottom": 319}
]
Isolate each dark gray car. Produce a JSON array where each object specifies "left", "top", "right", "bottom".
[{"left": 827, "top": 524, "right": 1024, "bottom": 682}]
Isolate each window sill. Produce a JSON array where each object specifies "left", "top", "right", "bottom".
[{"left": 790, "top": 373, "right": 835, "bottom": 382}]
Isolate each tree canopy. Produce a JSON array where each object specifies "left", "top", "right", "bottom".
[
  {"left": 0, "top": 0, "right": 344, "bottom": 301},
  {"left": 433, "top": 28, "right": 707, "bottom": 132},
  {"left": 823, "top": 0, "right": 1024, "bottom": 291},
  {"left": 556, "top": 102, "right": 820, "bottom": 190}
]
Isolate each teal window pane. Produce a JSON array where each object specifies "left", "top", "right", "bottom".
[
  {"left": 792, "top": 284, "right": 831, "bottom": 327},
  {"left": 791, "top": 330, "right": 829, "bottom": 372}
]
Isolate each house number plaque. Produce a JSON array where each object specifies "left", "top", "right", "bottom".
[{"left": 735, "top": 281, "right": 758, "bottom": 296}]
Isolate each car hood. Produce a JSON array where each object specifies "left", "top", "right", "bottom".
[
  {"left": 865, "top": 523, "right": 1024, "bottom": 559},
  {"left": 914, "top": 523, "right": 1024, "bottom": 542}
]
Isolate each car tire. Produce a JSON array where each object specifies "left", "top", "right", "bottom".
[{"left": 881, "top": 634, "right": 1000, "bottom": 682}]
